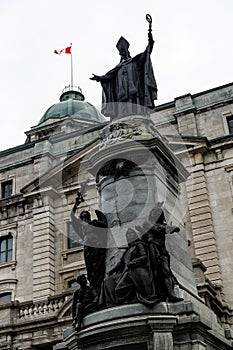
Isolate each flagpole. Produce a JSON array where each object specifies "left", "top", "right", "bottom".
[{"left": 70, "top": 43, "right": 73, "bottom": 89}]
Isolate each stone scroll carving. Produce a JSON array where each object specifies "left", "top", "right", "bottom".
[{"left": 99, "top": 116, "right": 164, "bottom": 148}]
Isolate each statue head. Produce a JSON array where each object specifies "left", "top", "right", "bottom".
[
  {"left": 116, "top": 36, "right": 131, "bottom": 61},
  {"left": 76, "top": 274, "right": 87, "bottom": 286},
  {"left": 126, "top": 228, "right": 139, "bottom": 244},
  {"left": 80, "top": 210, "right": 91, "bottom": 222},
  {"left": 149, "top": 207, "right": 166, "bottom": 224}
]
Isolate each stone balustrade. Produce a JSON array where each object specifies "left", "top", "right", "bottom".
[{"left": 17, "top": 293, "right": 71, "bottom": 320}]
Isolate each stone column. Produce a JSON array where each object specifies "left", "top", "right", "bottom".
[
  {"left": 153, "top": 332, "right": 173, "bottom": 350},
  {"left": 148, "top": 314, "right": 177, "bottom": 350}
]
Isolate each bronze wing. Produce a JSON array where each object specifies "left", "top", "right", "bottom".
[{"left": 95, "top": 210, "right": 108, "bottom": 228}]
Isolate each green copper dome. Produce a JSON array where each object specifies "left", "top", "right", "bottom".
[{"left": 38, "top": 89, "right": 105, "bottom": 125}]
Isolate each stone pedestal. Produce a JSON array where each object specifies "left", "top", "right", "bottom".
[
  {"left": 82, "top": 115, "right": 196, "bottom": 294},
  {"left": 63, "top": 299, "right": 232, "bottom": 350},
  {"left": 63, "top": 115, "right": 233, "bottom": 350}
]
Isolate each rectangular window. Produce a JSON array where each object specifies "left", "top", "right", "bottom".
[
  {"left": 1, "top": 180, "right": 13, "bottom": 199},
  {"left": 67, "top": 222, "right": 83, "bottom": 249},
  {"left": 227, "top": 116, "right": 233, "bottom": 134},
  {"left": 68, "top": 279, "right": 78, "bottom": 288},
  {"left": 0, "top": 234, "right": 13, "bottom": 263}
]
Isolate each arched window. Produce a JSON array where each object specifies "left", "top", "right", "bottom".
[
  {"left": 0, "top": 292, "right": 11, "bottom": 302},
  {"left": 0, "top": 233, "right": 13, "bottom": 263}
]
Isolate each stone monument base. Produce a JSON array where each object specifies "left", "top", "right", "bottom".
[
  {"left": 63, "top": 294, "right": 232, "bottom": 350},
  {"left": 61, "top": 115, "right": 233, "bottom": 350}
]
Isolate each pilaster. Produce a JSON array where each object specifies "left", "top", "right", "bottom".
[
  {"left": 186, "top": 152, "right": 222, "bottom": 284},
  {"left": 32, "top": 195, "right": 55, "bottom": 299}
]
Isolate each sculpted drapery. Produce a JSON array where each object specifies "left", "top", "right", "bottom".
[{"left": 90, "top": 32, "right": 157, "bottom": 119}]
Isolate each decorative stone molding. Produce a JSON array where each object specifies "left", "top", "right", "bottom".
[
  {"left": 100, "top": 115, "right": 164, "bottom": 148},
  {"left": 64, "top": 300, "right": 233, "bottom": 349}
]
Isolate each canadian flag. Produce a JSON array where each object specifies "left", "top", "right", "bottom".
[{"left": 54, "top": 46, "right": 72, "bottom": 55}]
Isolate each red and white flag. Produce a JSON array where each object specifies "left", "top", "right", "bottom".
[{"left": 54, "top": 46, "right": 72, "bottom": 55}]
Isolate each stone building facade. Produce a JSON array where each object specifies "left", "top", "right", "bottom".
[
  {"left": 0, "top": 83, "right": 233, "bottom": 349},
  {"left": 153, "top": 82, "right": 233, "bottom": 317}
]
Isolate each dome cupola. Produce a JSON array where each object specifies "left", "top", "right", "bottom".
[{"left": 38, "top": 86, "right": 105, "bottom": 126}]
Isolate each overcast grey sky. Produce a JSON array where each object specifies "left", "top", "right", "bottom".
[{"left": 0, "top": 0, "right": 232, "bottom": 151}]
